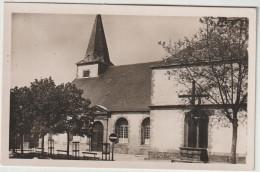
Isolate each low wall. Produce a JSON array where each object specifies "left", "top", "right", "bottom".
[
  {"left": 114, "top": 144, "right": 149, "bottom": 155},
  {"left": 148, "top": 150, "right": 246, "bottom": 163}
]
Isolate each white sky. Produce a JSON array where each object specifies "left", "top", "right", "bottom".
[{"left": 11, "top": 14, "right": 202, "bottom": 87}]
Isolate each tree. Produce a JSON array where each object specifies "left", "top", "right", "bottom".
[
  {"left": 52, "top": 82, "right": 94, "bottom": 156},
  {"left": 159, "top": 17, "right": 248, "bottom": 164},
  {"left": 30, "top": 77, "right": 58, "bottom": 154},
  {"left": 10, "top": 86, "right": 33, "bottom": 154},
  {"left": 10, "top": 77, "right": 94, "bottom": 157}
]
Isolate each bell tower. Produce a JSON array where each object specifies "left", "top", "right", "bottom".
[{"left": 76, "top": 14, "right": 113, "bottom": 78}]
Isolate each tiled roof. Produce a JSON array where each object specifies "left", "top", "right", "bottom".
[{"left": 72, "top": 61, "right": 158, "bottom": 112}]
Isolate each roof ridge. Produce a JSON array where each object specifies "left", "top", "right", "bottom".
[{"left": 109, "top": 61, "right": 160, "bottom": 68}]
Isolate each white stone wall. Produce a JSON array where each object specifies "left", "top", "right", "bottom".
[
  {"left": 108, "top": 112, "right": 150, "bottom": 146},
  {"left": 208, "top": 113, "right": 247, "bottom": 156},
  {"left": 149, "top": 109, "right": 247, "bottom": 156},
  {"left": 150, "top": 110, "right": 184, "bottom": 152},
  {"left": 41, "top": 133, "right": 90, "bottom": 156},
  {"left": 151, "top": 68, "right": 247, "bottom": 158},
  {"left": 77, "top": 63, "right": 99, "bottom": 78},
  {"left": 151, "top": 69, "right": 211, "bottom": 106},
  {"left": 38, "top": 112, "right": 150, "bottom": 155},
  {"left": 151, "top": 69, "right": 181, "bottom": 105}
]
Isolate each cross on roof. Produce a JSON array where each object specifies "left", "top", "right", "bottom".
[{"left": 178, "top": 80, "right": 209, "bottom": 105}]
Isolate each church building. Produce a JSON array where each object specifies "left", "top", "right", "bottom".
[{"left": 41, "top": 14, "right": 247, "bottom": 163}]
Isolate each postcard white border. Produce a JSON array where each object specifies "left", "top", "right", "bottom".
[{"left": 1, "top": 2, "right": 257, "bottom": 171}]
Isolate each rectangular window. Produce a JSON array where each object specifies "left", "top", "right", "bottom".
[
  {"left": 118, "top": 126, "right": 128, "bottom": 138},
  {"left": 83, "top": 70, "right": 90, "bottom": 77},
  {"left": 124, "top": 127, "right": 128, "bottom": 138},
  {"left": 145, "top": 126, "right": 150, "bottom": 139}
]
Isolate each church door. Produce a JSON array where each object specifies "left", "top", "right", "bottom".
[
  {"left": 91, "top": 121, "right": 104, "bottom": 152},
  {"left": 184, "top": 112, "right": 209, "bottom": 148}
]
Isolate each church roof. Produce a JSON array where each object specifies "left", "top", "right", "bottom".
[
  {"left": 76, "top": 14, "right": 113, "bottom": 66},
  {"left": 72, "top": 61, "right": 158, "bottom": 112},
  {"left": 152, "top": 45, "right": 247, "bottom": 69},
  {"left": 153, "top": 46, "right": 194, "bottom": 68}
]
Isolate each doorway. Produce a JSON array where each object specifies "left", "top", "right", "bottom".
[{"left": 91, "top": 121, "right": 104, "bottom": 151}]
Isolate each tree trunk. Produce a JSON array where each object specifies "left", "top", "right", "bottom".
[
  {"left": 231, "top": 118, "right": 238, "bottom": 164},
  {"left": 20, "top": 133, "right": 24, "bottom": 154},
  {"left": 12, "top": 133, "right": 16, "bottom": 153},
  {"left": 41, "top": 135, "right": 45, "bottom": 154},
  {"left": 67, "top": 131, "right": 70, "bottom": 157}
]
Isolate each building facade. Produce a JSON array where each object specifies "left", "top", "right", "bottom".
[{"left": 24, "top": 14, "right": 247, "bottom": 163}]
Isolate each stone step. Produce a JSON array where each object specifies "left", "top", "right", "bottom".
[
  {"left": 179, "top": 156, "right": 200, "bottom": 161},
  {"left": 171, "top": 159, "right": 208, "bottom": 163},
  {"left": 179, "top": 147, "right": 209, "bottom": 162}
]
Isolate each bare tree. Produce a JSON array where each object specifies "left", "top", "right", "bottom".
[{"left": 159, "top": 17, "right": 248, "bottom": 164}]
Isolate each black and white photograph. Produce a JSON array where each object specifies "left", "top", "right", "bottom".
[{"left": 1, "top": 3, "right": 257, "bottom": 171}]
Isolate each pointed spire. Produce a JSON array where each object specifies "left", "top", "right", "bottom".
[{"left": 77, "top": 14, "right": 113, "bottom": 66}]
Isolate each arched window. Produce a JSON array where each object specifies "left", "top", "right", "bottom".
[
  {"left": 115, "top": 118, "right": 128, "bottom": 143},
  {"left": 141, "top": 117, "right": 150, "bottom": 145}
]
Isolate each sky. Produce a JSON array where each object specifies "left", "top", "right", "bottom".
[{"left": 11, "top": 14, "right": 202, "bottom": 88}]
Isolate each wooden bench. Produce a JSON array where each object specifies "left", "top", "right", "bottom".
[
  {"left": 56, "top": 150, "right": 68, "bottom": 155},
  {"left": 82, "top": 152, "right": 98, "bottom": 160},
  {"left": 35, "top": 147, "right": 44, "bottom": 153},
  {"left": 15, "top": 149, "right": 34, "bottom": 153}
]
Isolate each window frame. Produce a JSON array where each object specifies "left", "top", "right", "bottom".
[
  {"left": 115, "top": 118, "right": 129, "bottom": 143},
  {"left": 141, "top": 117, "right": 150, "bottom": 145},
  {"left": 83, "top": 70, "right": 90, "bottom": 78}
]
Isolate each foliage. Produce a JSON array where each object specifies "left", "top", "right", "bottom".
[
  {"left": 9, "top": 77, "right": 94, "bottom": 155},
  {"left": 10, "top": 86, "right": 33, "bottom": 153},
  {"left": 52, "top": 82, "right": 93, "bottom": 136},
  {"left": 51, "top": 82, "right": 94, "bottom": 155},
  {"left": 159, "top": 17, "right": 248, "bottom": 164},
  {"left": 10, "top": 87, "right": 31, "bottom": 134},
  {"left": 30, "top": 77, "right": 57, "bottom": 139}
]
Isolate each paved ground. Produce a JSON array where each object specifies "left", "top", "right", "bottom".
[
  {"left": 95, "top": 152, "right": 172, "bottom": 162},
  {"left": 9, "top": 151, "right": 150, "bottom": 161},
  {"left": 97, "top": 152, "right": 147, "bottom": 161},
  {"left": 9, "top": 151, "right": 235, "bottom": 163}
]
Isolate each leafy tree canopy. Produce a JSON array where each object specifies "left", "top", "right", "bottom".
[{"left": 10, "top": 77, "right": 95, "bottom": 155}]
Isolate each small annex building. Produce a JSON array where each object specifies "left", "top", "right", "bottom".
[{"left": 38, "top": 15, "right": 247, "bottom": 163}]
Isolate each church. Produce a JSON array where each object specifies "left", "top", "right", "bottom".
[{"left": 37, "top": 14, "right": 247, "bottom": 163}]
